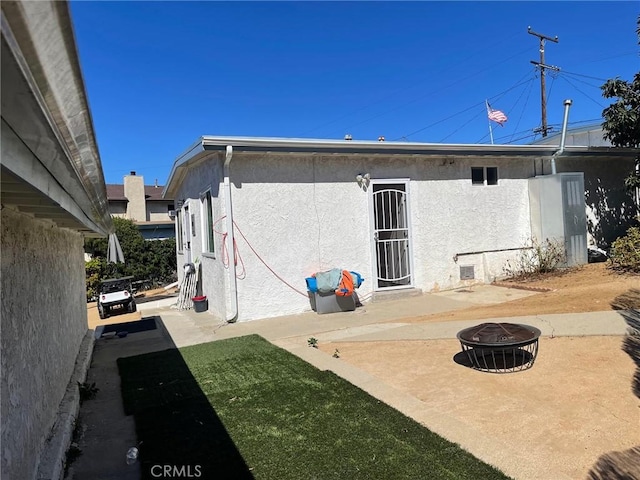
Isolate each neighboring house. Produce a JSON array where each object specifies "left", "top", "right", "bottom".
[
  {"left": 532, "top": 124, "right": 612, "bottom": 147},
  {"left": 1, "top": 2, "right": 113, "bottom": 480},
  {"left": 106, "top": 171, "right": 175, "bottom": 240},
  {"left": 163, "top": 135, "right": 638, "bottom": 323}
]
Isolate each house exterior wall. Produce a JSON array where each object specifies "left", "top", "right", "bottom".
[
  {"left": 109, "top": 201, "right": 127, "bottom": 218},
  {"left": 1, "top": 208, "right": 87, "bottom": 480},
  {"left": 556, "top": 156, "right": 637, "bottom": 247},
  {"left": 147, "top": 201, "right": 173, "bottom": 222},
  {"left": 174, "top": 152, "right": 542, "bottom": 322},
  {"left": 174, "top": 157, "right": 227, "bottom": 321}
]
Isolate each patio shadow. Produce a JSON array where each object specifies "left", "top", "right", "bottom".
[{"left": 118, "top": 346, "right": 254, "bottom": 479}]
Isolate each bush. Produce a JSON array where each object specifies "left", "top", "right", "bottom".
[
  {"left": 609, "top": 227, "right": 640, "bottom": 273},
  {"left": 85, "top": 218, "right": 177, "bottom": 300},
  {"left": 503, "top": 237, "right": 566, "bottom": 279},
  {"left": 85, "top": 257, "right": 107, "bottom": 301}
]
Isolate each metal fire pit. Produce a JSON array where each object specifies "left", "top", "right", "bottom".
[{"left": 457, "top": 323, "right": 541, "bottom": 373}]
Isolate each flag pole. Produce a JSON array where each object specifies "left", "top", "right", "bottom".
[{"left": 486, "top": 100, "right": 494, "bottom": 145}]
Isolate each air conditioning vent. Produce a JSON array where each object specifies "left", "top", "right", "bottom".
[{"left": 460, "top": 265, "right": 475, "bottom": 280}]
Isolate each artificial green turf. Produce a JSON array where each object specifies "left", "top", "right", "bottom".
[{"left": 118, "top": 334, "right": 511, "bottom": 480}]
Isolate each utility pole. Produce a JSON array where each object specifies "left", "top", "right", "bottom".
[{"left": 528, "top": 26, "right": 559, "bottom": 138}]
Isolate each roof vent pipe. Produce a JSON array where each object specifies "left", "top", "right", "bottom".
[{"left": 551, "top": 99, "right": 572, "bottom": 175}]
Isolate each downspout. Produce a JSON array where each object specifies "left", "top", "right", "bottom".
[
  {"left": 550, "top": 99, "right": 572, "bottom": 174},
  {"left": 223, "top": 145, "right": 238, "bottom": 323}
]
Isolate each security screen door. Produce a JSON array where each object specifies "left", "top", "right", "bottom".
[
  {"left": 369, "top": 181, "right": 413, "bottom": 289},
  {"left": 182, "top": 202, "right": 192, "bottom": 264}
]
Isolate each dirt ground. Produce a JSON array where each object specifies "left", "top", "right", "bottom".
[
  {"left": 400, "top": 262, "right": 640, "bottom": 324},
  {"left": 315, "top": 263, "right": 640, "bottom": 479},
  {"left": 86, "top": 286, "right": 180, "bottom": 330},
  {"left": 318, "top": 336, "right": 640, "bottom": 480}
]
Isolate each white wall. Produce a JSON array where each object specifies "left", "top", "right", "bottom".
[
  {"left": 175, "top": 151, "right": 630, "bottom": 322},
  {"left": 229, "top": 154, "right": 372, "bottom": 321},
  {"left": 174, "top": 156, "right": 227, "bottom": 320},
  {"left": 1, "top": 208, "right": 88, "bottom": 480},
  {"left": 177, "top": 153, "right": 537, "bottom": 322}
]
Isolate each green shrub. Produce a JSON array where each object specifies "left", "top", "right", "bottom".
[
  {"left": 503, "top": 237, "right": 566, "bottom": 279},
  {"left": 609, "top": 227, "right": 640, "bottom": 273},
  {"left": 85, "top": 257, "right": 107, "bottom": 301},
  {"left": 85, "top": 218, "right": 177, "bottom": 300}
]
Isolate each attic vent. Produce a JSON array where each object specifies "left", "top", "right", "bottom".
[{"left": 460, "top": 265, "right": 475, "bottom": 280}]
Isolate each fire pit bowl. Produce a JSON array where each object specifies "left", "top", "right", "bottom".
[{"left": 457, "top": 322, "right": 541, "bottom": 373}]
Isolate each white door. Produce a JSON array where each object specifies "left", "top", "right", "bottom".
[{"left": 369, "top": 180, "right": 414, "bottom": 290}]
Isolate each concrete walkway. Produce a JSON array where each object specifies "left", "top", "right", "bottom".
[{"left": 70, "top": 286, "right": 638, "bottom": 480}]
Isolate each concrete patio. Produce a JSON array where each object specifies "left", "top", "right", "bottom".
[{"left": 70, "top": 286, "right": 639, "bottom": 480}]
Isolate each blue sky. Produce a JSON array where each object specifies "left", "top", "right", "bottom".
[{"left": 69, "top": 1, "right": 639, "bottom": 185}]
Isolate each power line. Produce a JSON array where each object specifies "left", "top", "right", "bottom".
[
  {"left": 492, "top": 118, "right": 603, "bottom": 144},
  {"left": 558, "top": 72, "right": 602, "bottom": 89},
  {"left": 439, "top": 109, "right": 485, "bottom": 142},
  {"left": 583, "top": 51, "right": 639, "bottom": 64},
  {"left": 509, "top": 77, "right": 536, "bottom": 143},
  {"left": 560, "top": 70, "right": 608, "bottom": 82},
  {"left": 297, "top": 32, "right": 525, "bottom": 137},
  {"left": 332, "top": 46, "right": 532, "bottom": 138},
  {"left": 442, "top": 71, "right": 534, "bottom": 143},
  {"left": 558, "top": 75, "right": 606, "bottom": 108},
  {"left": 395, "top": 73, "right": 536, "bottom": 140}
]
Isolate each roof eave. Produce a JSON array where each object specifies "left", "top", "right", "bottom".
[
  {"left": 163, "top": 137, "right": 207, "bottom": 199},
  {"left": 1, "top": 0, "right": 112, "bottom": 236}
]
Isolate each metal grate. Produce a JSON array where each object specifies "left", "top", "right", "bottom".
[
  {"left": 457, "top": 323, "right": 541, "bottom": 373},
  {"left": 460, "top": 265, "right": 475, "bottom": 280}
]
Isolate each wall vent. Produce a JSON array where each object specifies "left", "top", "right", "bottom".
[{"left": 460, "top": 265, "right": 475, "bottom": 280}]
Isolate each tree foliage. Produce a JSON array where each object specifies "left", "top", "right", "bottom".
[
  {"left": 601, "top": 73, "right": 640, "bottom": 149},
  {"left": 84, "top": 217, "right": 177, "bottom": 299},
  {"left": 600, "top": 15, "right": 640, "bottom": 191}
]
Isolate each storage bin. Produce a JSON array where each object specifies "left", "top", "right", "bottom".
[
  {"left": 305, "top": 277, "right": 318, "bottom": 293},
  {"left": 192, "top": 295, "right": 208, "bottom": 313},
  {"left": 309, "top": 291, "right": 356, "bottom": 314}
]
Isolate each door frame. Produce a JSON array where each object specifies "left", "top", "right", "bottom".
[
  {"left": 182, "top": 200, "right": 192, "bottom": 264},
  {"left": 367, "top": 178, "right": 415, "bottom": 291}
]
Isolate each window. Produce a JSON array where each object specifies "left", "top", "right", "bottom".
[
  {"left": 486, "top": 167, "right": 498, "bottom": 185},
  {"left": 471, "top": 167, "right": 484, "bottom": 185},
  {"left": 176, "top": 209, "right": 184, "bottom": 253},
  {"left": 168, "top": 204, "right": 175, "bottom": 211},
  {"left": 471, "top": 166, "right": 498, "bottom": 186},
  {"left": 201, "top": 190, "right": 215, "bottom": 255}
]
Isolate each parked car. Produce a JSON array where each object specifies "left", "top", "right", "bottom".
[{"left": 98, "top": 276, "right": 136, "bottom": 319}]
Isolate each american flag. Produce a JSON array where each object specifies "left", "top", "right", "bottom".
[{"left": 487, "top": 103, "right": 508, "bottom": 125}]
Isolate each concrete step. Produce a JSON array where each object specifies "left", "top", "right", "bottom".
[{"left": 371, "top": 288, "right": 423, "bottom": 302}]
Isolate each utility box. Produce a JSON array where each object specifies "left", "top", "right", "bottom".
[{"left": 528, "top": 173, "right": 587, "bottom": 266}]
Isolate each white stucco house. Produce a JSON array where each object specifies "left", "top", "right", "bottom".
[
  {"left": 163, "top": 135, "right": 638, "bottom": 323},
  {"left": 1, "top": 2, "right": 113, "bottom": 479}
]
